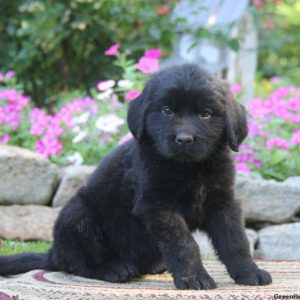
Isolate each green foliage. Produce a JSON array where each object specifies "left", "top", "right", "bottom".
[
  {"left": 0, "top": 0, "right": 240, "bottom": 108},
  {"left": 0, "top": 239, "right": 51, "bottom": 256},
  {"left": 0, "top": 0, "right": 176, "bottom": 106},
  {"left": 255, "top": 0, "right": 300, "bottom": 83}
]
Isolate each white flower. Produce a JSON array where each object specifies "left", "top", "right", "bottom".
[
  {"left": 71, "top": 125, "right": 81, "bottom": 133},
  {"left": 118, "top": 79, "right": 133, "bottom": 89},
  {"left": 73, "top": 112, "right": 90, "bottom": 125},
  {"left": 72, "top": 130, "right": 87, "bottom": 144},
  {"left": 95, "top": 114, "right": 125, "bottom": 134},
  {"left": 96, "top": 80, "right": 115, "bottom": 91},
  {"left": 66, "top": 152, "right": 83, "bottom": 166},
  {"left": 96, "top": 89, "right": 113, "bottom": 100}
]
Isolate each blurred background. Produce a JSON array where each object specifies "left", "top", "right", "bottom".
[{"left": 0, "top": 0, "right": 299, "bottom": 260}]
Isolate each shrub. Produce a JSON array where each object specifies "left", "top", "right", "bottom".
[{"left": 0, "top": 1, "right": 240, "bottom": 107}]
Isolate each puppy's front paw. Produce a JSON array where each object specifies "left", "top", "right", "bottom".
[
  {"left": 234, "top": 268, "right": 272, "bottom": 286},
  {"left": 174, "top": 272, "right": 217, "bottom": 290}
]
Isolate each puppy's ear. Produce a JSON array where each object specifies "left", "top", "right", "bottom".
[
  {"left": 226, "top": 100, "right": 248, "bottom": 151},
  {"left": 127, "top": 92, "right": 147, "bottom": 140},
  {"left": 215, "top": 80, "right": 248, "bottom": 151}
]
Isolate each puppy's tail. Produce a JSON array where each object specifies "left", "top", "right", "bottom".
[{"left": 0, "top": 252, "right": 50, "bottom": 276}]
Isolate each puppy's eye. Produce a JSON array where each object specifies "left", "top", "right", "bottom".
[
  {"left": 162, "top": 106, "right": 174, "bottom": 116},
  {"left": 199, "top": 109, "right": 212, "bottom": 120}
]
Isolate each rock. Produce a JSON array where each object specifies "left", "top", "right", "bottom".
[
  {"left": 0, "top": 145, "right": 59, "bottom": 205},
  {"left": 193, "top": 228, "right": 257, "bottom": 259},
  {"left": 0, "top": 205, "right": 61, "bottom": 241},
  {"left": 235, "top": 174, "right": 300, "bottom": 223},
  {"left": 246, "top": 228, "right": 258, "bottom": 255},
  {"left": 257, "top": 223, "right": 300, "bottom": 260},
  {"left": 52, "top": 165, "right": 96, "bottom": 207}
]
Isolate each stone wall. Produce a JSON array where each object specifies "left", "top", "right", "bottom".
[{"left": 1, "top": 145, "right": 299, "bottom": 260}]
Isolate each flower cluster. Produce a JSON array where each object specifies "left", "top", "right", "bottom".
[
  {"left": 136, "top": 49, "right": 162, "bottom": 74},
  {"left": 30, "top": 97, "right": 98, "bottom": 157},
  {"left": 235, "top": 85, "right": 300, "bottom": 179},
  {"left": 0, "top": 44, "right": 163, "bottom": 164},
  {"left": 0, "top": 89, "right": 29, "bottom": 144},
  {"left": 2, "top": 44, "right": 299, "bottom": 180}
]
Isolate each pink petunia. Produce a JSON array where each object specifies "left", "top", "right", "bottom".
[
  {"left": 144, "top": 49, "right": 162, "bottom": 59},
  {"left": 118, "top": 132, "right": 133, "bottom": 145},
  {"left": 230, "top": 83, "right": 242, "bottom": 95},
  {"left": 125, "top": 90, "right": 141, "bottom": 101},
  {"left": 236, "top": 162, "right": 251, "bottom": 173},
  {"left": 136, "top": 56, "right": 159, "bottom": 74},
  {"left": 0, "top": 134, "right": 9, "bottom": 144},
  {"left": 104, "top": 43, "right": 120, "bottom": 56},
  {"left": 253, "top": 0, "right": 264, "bottom": 9},
  {"left": 291, "top": 129, "right": 300, "bottom": 145},
  {"left": 5, "top": 71, "right": 16, "bottom": 79},
  {"left": 35, "top": 135, "right": 63, "bottom": 157},
  {"left": 266, "top": 137, "right": 289, "bottom": 150}
]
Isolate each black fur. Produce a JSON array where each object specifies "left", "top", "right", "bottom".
[{"left": 0, "top": 64, "right": 272, "bottom": 289}]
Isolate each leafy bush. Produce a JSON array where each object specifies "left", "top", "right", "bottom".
[
  {"left": 0, "top": 1, "right": 180, "bottom": 106},
  {"left": 253, "top": 0, "right": 300, "bottom": 84},
  {"left": 1, "top": 0, "right": 238, "bottom": 107}
]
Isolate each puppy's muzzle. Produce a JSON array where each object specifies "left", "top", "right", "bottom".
[{"left": 175, "top": 133, "right": 194, "bottom": 145}]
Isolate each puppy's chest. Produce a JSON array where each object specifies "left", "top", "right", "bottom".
[{"left": 176, "top": 182, "right": 206, "bottom": 230}]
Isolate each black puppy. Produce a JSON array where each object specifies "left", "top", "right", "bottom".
[{"left": 0, "top": 64, "right": 272, "bottom": 290}]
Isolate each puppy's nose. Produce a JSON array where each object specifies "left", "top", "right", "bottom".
[{"left": 175, "top": 133, "right": 194, "bottom": 145}]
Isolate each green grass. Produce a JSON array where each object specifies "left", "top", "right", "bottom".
[{"left": 0, "top": 239, "right": 51, "bottom": 256}]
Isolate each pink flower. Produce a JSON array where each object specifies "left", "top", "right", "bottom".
[
  {"left": 0, "top": 134, "right": 9, "bottom": 144},
  {"left": 125, "top": 90, "right": 141, "bottom": 101},
  {"left": 35, "top": 135, "right": 63, "bottom": 157},
  {"left": 5, "top": 71, "right": 16, "bottom": 79},
  {"left": 0, "top": 89, "right": 30, "bottom": 130},
  {"left": 253, "top": 0, "right": 264, "bottom": 9},
  {"left": 136, "top": 56, "right": 159, "bottom": 74},
  {"left": 156, "top": 5, "right": 170, "bottom": 15},
  {"left": 265, "top": 19, "right": 275, "bottom": 29},
  {"left": 144, "top": 49, "right": 162, "bottom": 59},
  {"left": 0, "top": 73, "right": 4, "bottom": 82},
  {"left": 266, "top": 137, "right": 289, "bottom": 150},
  {"left": 99, "top": 132, "right": 112, "bottom": 145},
  {"left": 270, "top": 76, "right": 282, "bottom": 83},
  {"left": 253, "top": 159, "right": 262, "bottom": 168},
  {"left": 291, "top": 129, "right": 300, "bottom": 145},
  {"left": 104, "top": 43, "right": 120, "bottom": 56},
  {"left": 118, "top": 132, "right": 133, "bottom": 145},
  {"left": 230, "top": 83, "right": 242, "bottom": 95},
  {"left": 248, "top": 98, "right": 270, "bottom": 118},
  {"left": 236, "top": 162, "right": 251, "bottom": 173},
  {"left": 247, "top": 119, "right": 265, "bottom": 138}
]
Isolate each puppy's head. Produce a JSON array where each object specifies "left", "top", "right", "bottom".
[{"left": 127, "top": 64, "right": 248, "bottom": 162}]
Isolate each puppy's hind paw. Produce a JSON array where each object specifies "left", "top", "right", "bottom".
[
  {"left": 98, "top": 261, "right": 139, "bottom": 283},
  {"left": 174, "top": 272, "right": 217, "bottom": 290},
  {"left": 234, "top": 268, "right": 272, "bottom": 286}
]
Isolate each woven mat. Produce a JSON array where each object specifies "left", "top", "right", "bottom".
[{"left": 0, "top": 260, "right": 299, "bottom": 300}]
